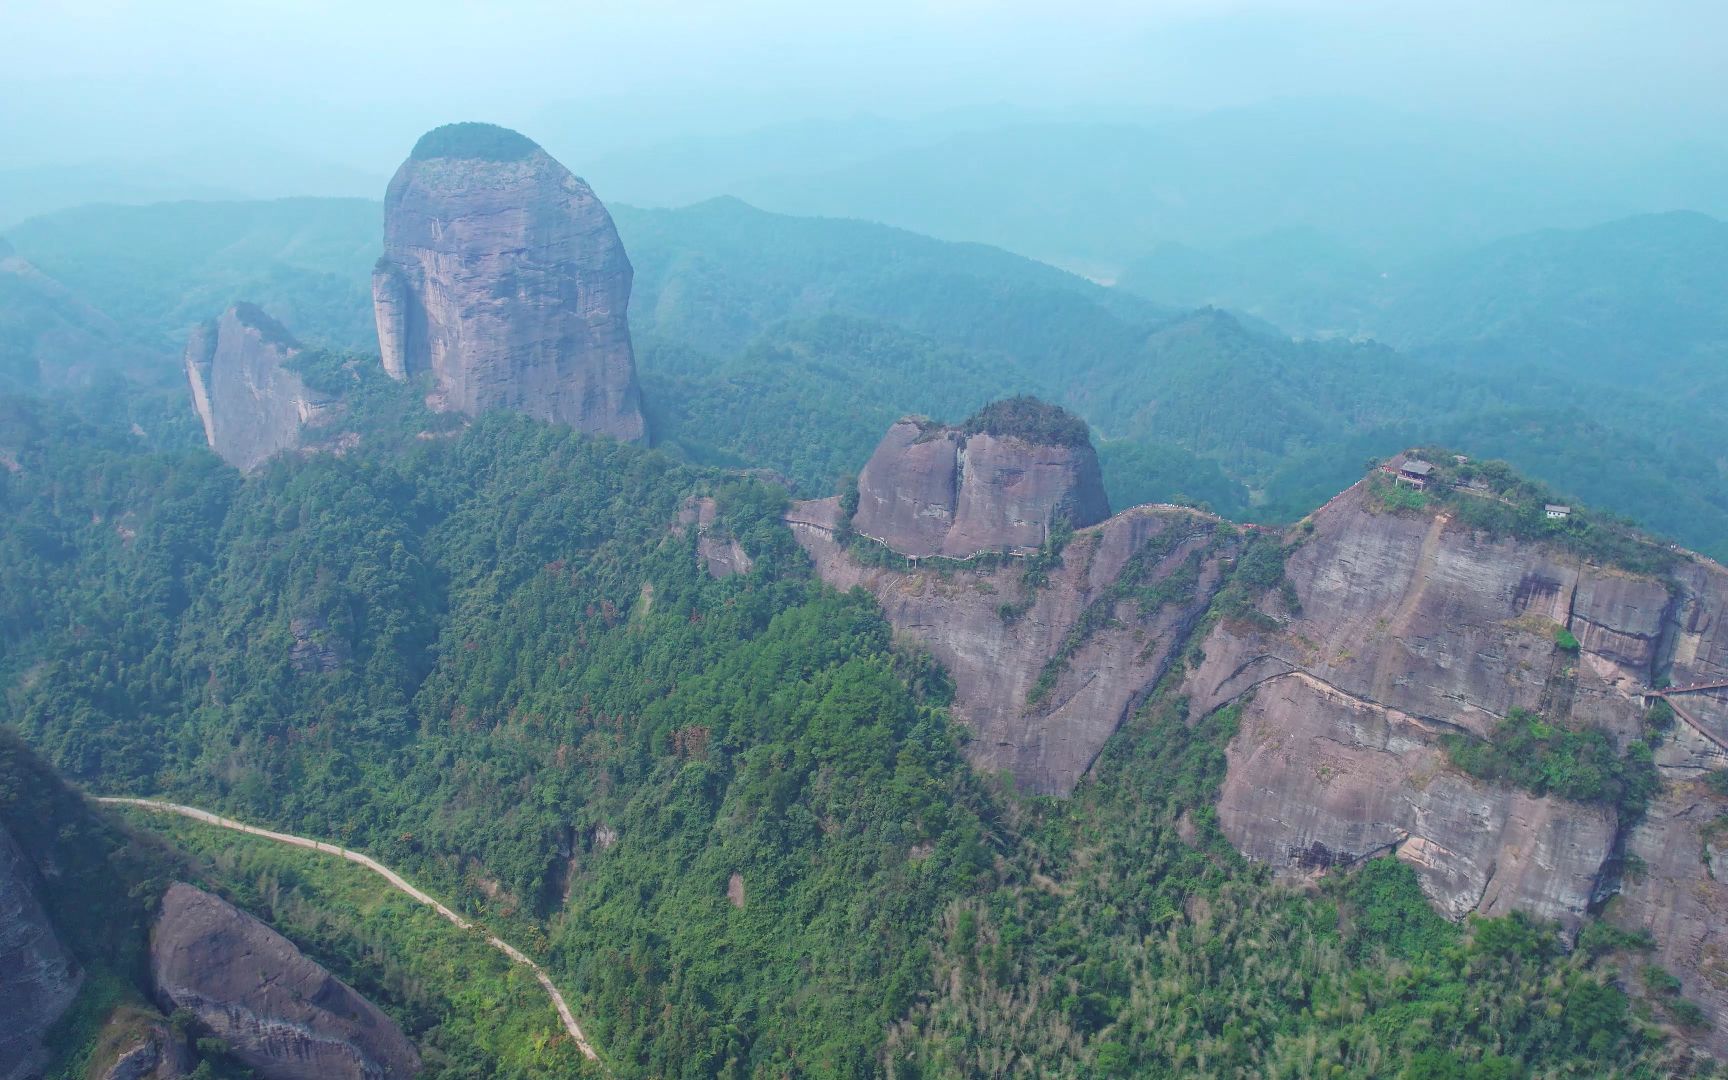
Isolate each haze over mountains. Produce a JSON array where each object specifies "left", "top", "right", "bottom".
[
  {"left": 4, "top": 3, "right": 1728, "bottom": 1068},
  {"left": 10, "top": 101, "right": 1728, "bottom": 275},
  {"left": 5, "top": 177, "right": 1726, "bottom": 560},
  {"left": 4, "top": 102, "right": 1728, "bottom": 1077}
]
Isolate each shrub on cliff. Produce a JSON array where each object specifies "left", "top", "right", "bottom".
[{"left": 1442, "top": 708, "right": 1659, "bottom": 817}]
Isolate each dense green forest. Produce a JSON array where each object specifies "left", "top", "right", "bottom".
[
  {"left": 0, "top": 379, "right": 1710, "bottom": 1076},
  {"left": 4, "top": 195, "right": 1726, "bottom": 557}
]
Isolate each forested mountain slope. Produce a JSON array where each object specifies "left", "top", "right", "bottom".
[
  {"left": 0, "top": 238, "right": 145, "bottom": 392},
  {"left": 1116, "top": 211, "right": 1728, "bottom": 552},
  {"left": 7, "top": 376, "right": 1720, "bottom": 1075}
]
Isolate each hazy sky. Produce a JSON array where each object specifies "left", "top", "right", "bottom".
[{"left": 2, "top": 0, "right": 1723, "bottom": 178}]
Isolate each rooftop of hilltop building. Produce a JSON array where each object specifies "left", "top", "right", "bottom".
[
  {"left": 1368, "top": 449, "right": 1675, "bottom": 576},
  {"left": 409, "top": 122, "right": 542, "bottom": 163}
]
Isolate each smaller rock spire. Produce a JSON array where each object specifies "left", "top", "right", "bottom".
[{"left": 851, "top": 398, "right": 1109, "bottom": 559}]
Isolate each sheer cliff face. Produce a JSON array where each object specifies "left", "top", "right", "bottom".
[
  {"left": 794, "top": 412, "right": 1168, "bottom": 794},
  {"left": 1179, "top": 485, "right": 1728, "bottom": 928},
  {"left": 373, "top": 125, "right": 646, "bottom": 442},
  {"left": 184, "top": 305, "right": 340, "bottom": 472},
  {"left": 792, "top": 497, "right": 1234, "bottom": 795},
  {"left": 0, "top": 823, "right": 82, "bottom": 1080},
  {"left": 852, "top": 418, "right": 1110, "bottom": 559},
  {"left": 1620, "top": 785, "right": 1728, "bottom": 1054},
  {"left": 151, "top": 883, "right": 420, "bottom": 1080},
  {"left": 1179, "top": 482, "right": 1728, "bottom": 1044}
]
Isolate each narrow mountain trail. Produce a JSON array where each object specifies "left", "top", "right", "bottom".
[{"left": 96, "top": 796, "right": 603, "bottom": 1066}]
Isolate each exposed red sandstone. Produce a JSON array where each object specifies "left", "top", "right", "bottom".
[{"left": 373, "top": 123, "right": 645, "bottom": 441}]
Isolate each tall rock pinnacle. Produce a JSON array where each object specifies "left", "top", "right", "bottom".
[{"left": 373, "top": 122, "right": 647, "bottom": 441}]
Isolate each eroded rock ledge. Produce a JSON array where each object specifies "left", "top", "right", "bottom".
[
  {"left": 801, "top": 427, "right": 1728, "bottom": 1047},
  {"left": 792, "top": 402, "right": 1220, "bottom": 794}
]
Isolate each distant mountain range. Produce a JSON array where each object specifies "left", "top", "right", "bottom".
[{"left": 2, "top": 194, "right": 1724, "bottom": 558}]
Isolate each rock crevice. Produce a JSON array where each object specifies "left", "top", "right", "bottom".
[{"left": 852, "top": 412, "right": 1109, "bottom": 560}]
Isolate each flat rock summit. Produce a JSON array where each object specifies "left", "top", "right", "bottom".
[{"left": 372, "top": 122, "right": 646, "bottom": 441}]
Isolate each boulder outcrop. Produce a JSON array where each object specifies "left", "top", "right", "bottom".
[
  {"left": 675, "top": 496, "right": 754, "bottom": 579},
  {"left": 185, "top": 304, "right": 341, "bottom": 472},
  {"left": 0, "top": 822, "right": 83, "bottom": 1080},
  {"left": 852, "top": 402, "right": 1108, "bottom": 559},
  {"left": 150, "top": 883, "right": 420, "bottom": 1080},
  {"left": 373, "top": 122, "right": 645, "bottom": 441}
]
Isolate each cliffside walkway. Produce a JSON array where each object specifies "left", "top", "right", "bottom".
[
  {"left": 96, "top": 797, "right": 603, "bottom": 1066},
  {"left": 1642, "top": 687, "right": 1728, "bottom": 755},
  {"left": 1657, "top": 679, "right": 1728, "bottom": 696}
]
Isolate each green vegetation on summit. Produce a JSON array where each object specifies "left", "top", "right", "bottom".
[
  {"left": 962, "top": 395, "right": 1091, "bottom": 447},
  {"left": 409, "top": 122, "right": 543, "bottom": 163}
]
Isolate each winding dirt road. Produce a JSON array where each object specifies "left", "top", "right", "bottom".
[{"left": 97, "top": 796, "right": 601, "bottom": 1065}]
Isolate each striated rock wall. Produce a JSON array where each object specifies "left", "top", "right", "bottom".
[
  {"left": 184, "top": 304, "right": 342, "bottom": 472},
  {"left": 1212, "top": 671, "right": 1616, "bottom": 925},
  {"left": 0, "top": 822, "right": 83, "bottom": 1080},
  {"left": 1614, "top": 783, "right": 1728, "bottom": 1055},
  {"left": 374, "top": 123, "right": 645, "bottom": 441},
  {"left": 151, "top": 883, "right": 419, "bottom": 1080},
  {"left": 1183, "top": 481, "right": 1728, "bottom": 941},
  {"left": 852, "top": 417, "right": 1109, "bottom": 559},
  {"left": 807, "top": 424, "right": 1728, "bottom": 1039},
  {"left": 792, "top": 497, "right": 1232, "bottom": 794},
  {"left": 1663, "top": 559, "right": 1728, "bottom": 741}
]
